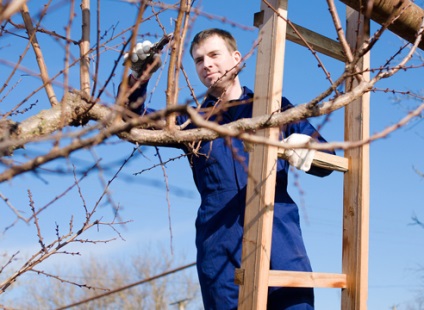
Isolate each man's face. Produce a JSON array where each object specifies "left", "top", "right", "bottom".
[{"left": 191, "top": 35, "right": 241, "bottom": 89}]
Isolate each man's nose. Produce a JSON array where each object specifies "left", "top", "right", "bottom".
[{"left": 203, "top": 56, "right": 212, "bottom": 68}]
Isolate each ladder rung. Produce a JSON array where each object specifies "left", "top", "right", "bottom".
[
  {"left": 254, "top": 12, "right": 345, "bottom": 61},
  {"left": 287, "top": 22, "right": 346, "bottom": 62},
  {"left": 277, "top": 149, "right": 349, "bottom": 172},
  {"left": 268, "top": 270, "right": 347, "bottom": 288}
]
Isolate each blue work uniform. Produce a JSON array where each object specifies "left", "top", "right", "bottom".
[{"left": 126, "top": 83, "right": 334, "bottom": 309}]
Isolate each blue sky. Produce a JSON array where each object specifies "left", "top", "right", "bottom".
[{"left": 1, "top": 1, "right": 424, "bottom": 309}]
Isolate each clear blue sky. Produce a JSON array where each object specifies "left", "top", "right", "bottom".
[{"left": 1, "top": 1, "right": 424, "bottom": 309}]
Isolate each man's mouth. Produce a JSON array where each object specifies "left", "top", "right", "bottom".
[{"left": 205, "top": 72, "right": 217, "bottom": 79}]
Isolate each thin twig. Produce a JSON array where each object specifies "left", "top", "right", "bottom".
[{"left": 154, "top": 146, "right": 174, "bottom": 254}]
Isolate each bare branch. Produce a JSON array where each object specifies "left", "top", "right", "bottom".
[
  {"left": 0, "top": 211, "right": 123, "bottom": 293},
  {"left": 20, "top": 3, "right": 58, "bottom": 106},
  {"left": 0, "top": 251, "right": 19, "bottom": 275},
  {"left": 0, "top": 191, "right": 27, "bottom": 223},
  {"left": 166, "top": 0, "right": 191, "bottom": 129},
  {"left": 80, "top": 0, "right": 91, "bottom": 95},
  {"left": 154, "top": 147, "right": 174, "bottom": 254},
  {"left": 28, "top": 190, "right": 48, "bottom": 253},
  {"left": 115, "top": 1, "right": 148, "bottom": 119},
  {"left": 326, "top": 0, "right": 354, "bottom": 62},
  {"left": 30, "top": 268, "right": 107, "bottom": 291},
  {"left": 0, "top": 0, "right": 26, "bottom": 22}
]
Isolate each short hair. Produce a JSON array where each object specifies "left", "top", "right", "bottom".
[{"left": 189, "top": 28, "right": 238, "bottom": 57}]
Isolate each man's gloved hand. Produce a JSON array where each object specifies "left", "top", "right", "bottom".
[
  {"left": 123, "top": 40, "right": 162, "bottom": 80},
  {"left": 283, "top": 133, "right": 316, "bottom": 171}
]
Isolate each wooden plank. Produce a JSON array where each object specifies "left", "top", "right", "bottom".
[
  {"left": 287, "top": 22, "right": 346, "bottom": 62},
  {"left": 277, "top": 149, "right": 349, "bottom": 172},
  {"left": 237, "top": 1, "right": 288, "bottom": 309},
  {"left": 342, "top": 8, "right": 370, "bottom": 310},
  {"left": 268, "top": 270, "right": 347, "bottom": 288}
]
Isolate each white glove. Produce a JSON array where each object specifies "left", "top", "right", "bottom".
[
  {"left": 123, "top": 40, "right": 162, "bottom": 80},
  {"left": 283, "top": 133, "right": 316, "bottom": 171}
]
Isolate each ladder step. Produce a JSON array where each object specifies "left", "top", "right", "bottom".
[
  {"left": 277, "top": 149, "right": 349, "bottom": 172},
  {"left": 268, "top": 270, "right": 347, "bottom": 288}
]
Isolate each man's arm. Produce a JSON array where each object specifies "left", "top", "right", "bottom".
[{"left": 118, "top": 39, "right": 163, "bottom": 115}]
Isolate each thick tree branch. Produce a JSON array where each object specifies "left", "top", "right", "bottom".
[{"left": 340, "top": 0, "right": 424, "bottom": 51}]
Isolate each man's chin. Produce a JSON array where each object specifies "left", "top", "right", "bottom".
[
  {"left": 209, "top": 80, "right": 226, "bottom": 89},
  {"left": 204, "top": 78, "right": 218, "bottom": 87},
  {"left": 208, "top": 84, "right": 223, "bottom": 92}
]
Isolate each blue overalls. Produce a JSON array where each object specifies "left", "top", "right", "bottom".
[{"left": 127, "top": 84, "right": 333, "bottom": 309}]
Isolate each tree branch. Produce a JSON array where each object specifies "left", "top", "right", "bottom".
[
  {"left": 20, "top": 3, "right": 58, "bottom": 107},
  {"left": 80, "top": 0, "right": 91, "bottom": 96}
]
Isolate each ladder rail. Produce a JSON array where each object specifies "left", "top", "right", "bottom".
[{"left": 237, "top": 1, "right": 370, "bottom": 310}]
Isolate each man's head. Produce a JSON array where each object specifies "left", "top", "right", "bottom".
[
  {"left": 189, "top": 28, "right": 238, "bottom": 57},
  {"left": 189, "top": 28, "right": 242, "bottom": 98}
]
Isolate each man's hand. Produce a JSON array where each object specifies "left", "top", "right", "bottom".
[
  {"left": 123, "top": 40, "right": 162, "bottom": 81},
  {"left": 283, "top": 133, "right": 316, "bottom": 171}
]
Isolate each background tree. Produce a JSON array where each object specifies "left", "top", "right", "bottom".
[
  {"left": 0, "top": 0, "right": 423, "bottom": 309},
  {"left": 8, "top": 246, "right": 201, "bottom": 309}
]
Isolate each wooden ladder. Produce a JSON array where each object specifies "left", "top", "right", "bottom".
[{"left": 235, "top": 1, "right": 370, "bottom": 309}]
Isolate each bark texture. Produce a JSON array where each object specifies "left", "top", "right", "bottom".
[{"left": 340, "top": 0, "right": 424, "bottom": 50}]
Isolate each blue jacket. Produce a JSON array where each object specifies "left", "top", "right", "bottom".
[{"left": 126, "top": 82, "right": 334, "bottom": 309}]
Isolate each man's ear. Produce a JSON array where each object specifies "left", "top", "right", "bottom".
[{"left": 233, "top": 50, "right": 242, "bottom": 63}]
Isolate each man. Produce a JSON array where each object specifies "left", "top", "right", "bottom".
[{"left": 122, "top": 28, "right": 334, "bottom": 309}]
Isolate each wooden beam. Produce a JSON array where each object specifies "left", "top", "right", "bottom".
[
  {"left": 341, "top": 8, "right": 370, "bottom": 310},
  {"left": 340, "top": 0, "right": 424, "bottom": 51},
  {"left": 287, "top": 22, "right": 346, "bottom": 62},
  {"left": 237, "top": 1, "right": 288, "bottom": 309},
  {"left": 268, "top": 270, "right": 347, "bottom": 288}
]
